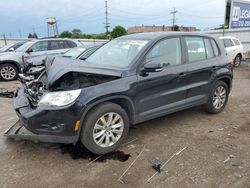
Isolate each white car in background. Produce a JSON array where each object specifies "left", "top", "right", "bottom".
[{"left": 219, "top": 36, "right": 244, "bottom": 67}]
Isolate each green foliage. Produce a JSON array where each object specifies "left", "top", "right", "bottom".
[
  {"left": 28, "top": 33, "right": 38, "bottom": 38},
  {"left": 111, "top": 25, "right": 127, "bottom": 39},
  {"left": 60, "top": 31, "right": 72, "bottom": 38},
  {"left": 71, "top": 29, "right": 82, "bottom": 38},
  {"left": 172, "top": 25, "right": 180, "bottom": 31},
  {"left": 59, "top": 28, "right": 111, "bottom": 39}
]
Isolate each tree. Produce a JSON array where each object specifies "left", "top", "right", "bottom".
[
  {"left": 28, "top": 33, "right": 33, "bottom": 38},
  {"left": 71, "top": 29, "right": 82, "bottom": 38},
  {"left": 33, "top": 33, "right": 38, "bottom": 39},
  {"left": 111, "top": 26, "right": 127, "bottom": 39},
  {"left": 172, "top": 25, "right": 180, "bottom": 31},
  {"left": 60, "top": 31, "right": 72, "bottom": 38}
]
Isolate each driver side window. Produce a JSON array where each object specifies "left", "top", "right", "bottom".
[
  {"left": 145, "top": 37, "right": 182, "bottom": 67},
  {"left": 30, "top": 41, "right": 49, "bottom": 52}
]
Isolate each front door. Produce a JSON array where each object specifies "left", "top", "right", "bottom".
[{"left": 134, "top": 37, "right": 188, "bottom": 123}]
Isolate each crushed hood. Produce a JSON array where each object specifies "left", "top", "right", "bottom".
[{"left": 47, "top": 57, "right": 123, "bottom": 87}]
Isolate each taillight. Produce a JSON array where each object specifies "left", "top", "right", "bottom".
[{"left": 229, "top": 59, "right": 234, "bottom": 65}]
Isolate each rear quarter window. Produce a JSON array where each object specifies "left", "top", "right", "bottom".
[
  {"left": 67, "top": 41, "right": 77, "bottom": 48},
  {"left": 210, "top": 39, "right": 220, "bottom": 57},
  {"left": 223, "top": 39, "right": 234, "bottom": 47},
  {"left": 233, "top": 39, "right": 240, "bottom": 46}
]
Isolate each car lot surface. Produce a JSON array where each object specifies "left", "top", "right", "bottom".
[{"left": 0, "top": 63, "right": 249, "bottom": 188}]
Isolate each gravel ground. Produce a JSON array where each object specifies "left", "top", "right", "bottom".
[{"left": 0, "top": 63, "right": 249, "bottom": 188}]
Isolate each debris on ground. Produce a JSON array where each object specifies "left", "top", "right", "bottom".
[
  {"left": 152, "top": 157, "right": 162, "bottom": 173},
  {"left": 147, "top": 146, "right": 187, "bottom": 183},
  {"left": 0, "top": 90, "right": 15, "bottom": 98},
  {"left": 223, "top": 154, "right": 235, "bottom": 163},
  {"left": 118, "top": 145, "right": 146, "bottom": 183}
]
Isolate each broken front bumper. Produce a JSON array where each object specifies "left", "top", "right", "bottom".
[
  {"left": 4, "top": 86, "right": 86, "bottom": 144},
  {"left": 4, "top": 120, "right": 77, "bottom": 143}
]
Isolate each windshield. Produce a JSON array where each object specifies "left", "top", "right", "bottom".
[
  {"left": 15, "top": 41, "right": 34, "bottom": 52},
  {"left": 86, "top": 39, "right": 149, "bottom": 68},
  {"left": 63, "top": 47, "right": 86, "bottom": 59}
]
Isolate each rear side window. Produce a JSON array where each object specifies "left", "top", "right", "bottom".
[
  {"left": 67, "top": 41, "right": 77, "bottom": 48},
  {"left": 145, "top": 37, "right": 182, "bottom": 67},
  {"left": 185, "top": 37, "right": 206, "bottom": 62},
  {"left": 50, "top": 40, "right": 65, "bottom": 50},
  {"left": 223, "top": 39, "right": 234, "bottom": 47},
  {"left": 210, "top": 39, "right": 220, "bottom": 57},
  {"left": 204, "top": 38, "right": 214, "bottom": 59},
  {"left": 233, "top": 39, "right": 240, "bottom": 46}
]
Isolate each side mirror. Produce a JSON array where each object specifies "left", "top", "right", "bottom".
[
  {"left": 26, "top": 48, "right": 33, "bottom": 53},
  {"left": 143, "top": 61, "right": 163, "bottom": 73},
  {"left": 9, "top": 47, "right": 14, "bottom": 52},
  {"left": 79, "top": 56, "right": 87, "bottom": 60}
]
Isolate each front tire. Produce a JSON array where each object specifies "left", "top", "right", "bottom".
[
  {"left": 234, "top": 55, "right": 241, "bottom": 67},
  {"left": 0, "top": 63, "right": 18, "bottom": 81},
  {"left": 204, "top": 81, "right": 229, "bottom": 114},
  {"left": 81, "top": 102, "right": 129, "bottom": 154}
]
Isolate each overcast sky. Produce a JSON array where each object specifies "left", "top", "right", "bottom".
[{"left": 0, "top": 0, "right": 227, "bottom": 38}]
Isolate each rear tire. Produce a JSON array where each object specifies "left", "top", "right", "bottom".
[
  {"left": 234, "top": 55, "right": 241, "bottom": 67},
  {"left": 204, "top": 81, "right": 229, "bottom": 114},
  {"left": 81, "top": 102, "right": 129, "bottom": 154},
  {"left": 0, "top": 63, "right": 18, "bottom": 81}
]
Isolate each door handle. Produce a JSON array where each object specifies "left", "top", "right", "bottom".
[
  {"left": 212, "top": 66, "right": 217, "bottom": 70},
  {"left": 178, "top": 72, "right": 186, "bottom": 77}
]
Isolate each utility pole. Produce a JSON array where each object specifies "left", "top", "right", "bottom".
[
  {"left": 104, "top": 0, "right": 110, "bottom": 36},
  {"left": 18, "top": 29, "right": 22, "bottom": 38},
  {"left": 32, "top": 25, "right": 35, "bottom": 34},
  {"left": 3, "top": 33, "right": 7, "bottom": 45},
  {"left": 170, "top": 7, "right": 177, "bottom": 31}
]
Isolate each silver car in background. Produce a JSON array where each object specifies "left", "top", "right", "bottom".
[{"left": 0, "top": 38, "right": 80, "bottom": 81}]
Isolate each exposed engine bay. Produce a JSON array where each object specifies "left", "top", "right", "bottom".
[{"left": 19, "top": 57, "right": 120, "bottom": 108}]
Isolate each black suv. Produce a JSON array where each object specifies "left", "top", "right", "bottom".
[{"left": 5, "top": 32, "right": 233, "bottom": 154}]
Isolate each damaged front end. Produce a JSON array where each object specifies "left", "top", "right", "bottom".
[{"left": 5, "top": 57, "right": 121, "bottom": 143}]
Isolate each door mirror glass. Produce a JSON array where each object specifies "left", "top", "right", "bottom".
[
  {"left": 9, "top": 47, "right": 15, "bottom": 52},
  {"left": 144, "top": 61, "right": 163, "bottom": 73},
  {"left": 26, "top": 48, "right": 33, "bottom": 53}
]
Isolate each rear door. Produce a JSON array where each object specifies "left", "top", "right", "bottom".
[
  {"left": 134, "top": 37, "right": 188, "bottom": 122},
  {"left": 184, "top": 36, "right": 220, "bottom": 107}
]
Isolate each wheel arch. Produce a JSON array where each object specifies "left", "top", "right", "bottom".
[
  {"left": 0, "top": 60, "right": 21, "bottom": 72},
  {"left": 214, "top": 76, "right": 232, "bottom": 92},
  {"left": 79, "top": 95, "right": 135, "bottom": 132}
]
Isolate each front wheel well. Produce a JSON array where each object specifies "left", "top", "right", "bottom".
[
  {"left": 81, "top": 97, "right": 135, "bottom": 128},
  {"left": 0, "top": 61, "right": 20, "bottom": 72}
]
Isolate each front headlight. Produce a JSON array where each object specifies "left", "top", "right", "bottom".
[{"left": 38, "top": 89, "right": 81, "bottom": 107}]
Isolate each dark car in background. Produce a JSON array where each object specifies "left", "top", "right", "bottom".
[
  {"left": 5, "top": 32, "right": 233, "bottom": 154},
  {"left": 0, "top": 41, "right": 27, "bottom": 53},
  {"left": 0, "top": 38, "right": 81, "bottom": 81}
]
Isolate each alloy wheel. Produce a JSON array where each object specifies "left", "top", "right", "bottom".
[
  {"left": 212, "top": 86, "right": 227, "bottom": 110},
  {"left": 93, "top": 112, "right": 124, "bottom": 147},
  {"left": 0, "top": 65, "right": 16, "bottom": 80},
  {"left": 234, "top": 56, "right": 241, "bottom": 67}
]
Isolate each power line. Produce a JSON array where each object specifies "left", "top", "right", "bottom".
[{"left": 170, "top": 7, "right": 177, "bottom": 30}]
